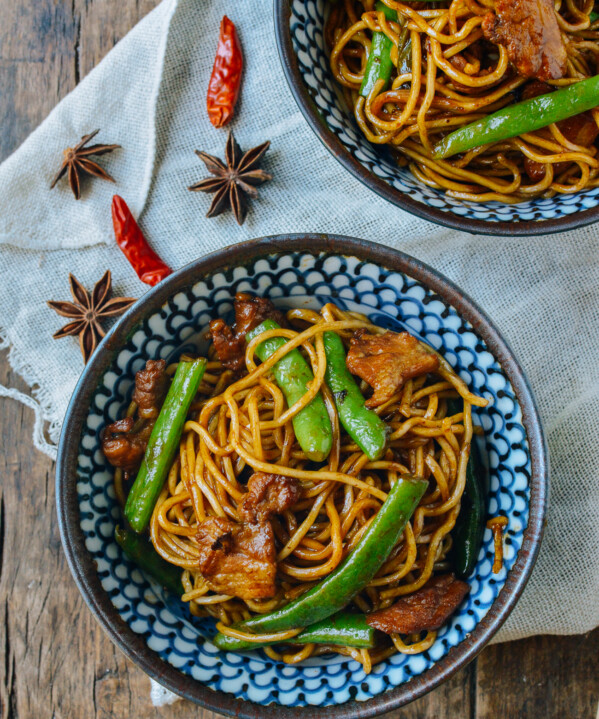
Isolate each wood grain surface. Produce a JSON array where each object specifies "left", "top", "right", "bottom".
[{"left": 0, "top": 1, "right": 598, "bottom": 717}]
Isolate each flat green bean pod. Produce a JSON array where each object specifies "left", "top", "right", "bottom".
[
  {"left": 446, "top": 400, "right": 488, "bottom": 577},
  {"left": 246, "top": 319, "right": 333, "bottom": 462},
  {"left": 359, "top": 2, "right": 403, "bottom": 97},
  {"left": 434, "top": 75, "right": 599, "bottom": 159},
  {"left": 125, "top": 358, "right": 207, "bottom": 533},
  {"left": 323, "top": 331, "right": 389, "bottom": 461},
  {"left": 213, "top": 612, "right": 375, "bottom": 651}
]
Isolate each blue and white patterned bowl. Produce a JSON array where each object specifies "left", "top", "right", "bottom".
[
  {"left": 56, "top": 235, "right": 547, "bottom": 717},
  {"left": 274, "top": 0, "right": 599, "bottom": 235}
]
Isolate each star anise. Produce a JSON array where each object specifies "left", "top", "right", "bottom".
[
  {"left": 50, "top": 129, "right": 121, "bottom": 200},
  {"left": 188, "top": 131, "right": 272, "bottom": 225},
  {"left": 47, "top": 271, "right": 136, "bottom": 363}
]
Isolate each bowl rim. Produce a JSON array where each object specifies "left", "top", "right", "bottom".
[
  {"left": 56, "top": 233, "right": 548, "bottom": 718},
  {"left": 273, "top": 0, "right": 599, "bottom": 237}
]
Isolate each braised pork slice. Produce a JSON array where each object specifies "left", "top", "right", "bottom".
[
  {"left": 521, "top": 79, "right": 552, "bottom": 101},
  {"left": 209, "top": 293, "right": 287, "bottom": 372},
  {"left": 482, "top": 0, "right": 567, "bottom": 81},
  {"left": 132, "top": 359, "right": 169, "bottom": 419},
  {"left": 102, "top": 417, "right": 153, "bottom": 473},
  {"left": 240, "top": 473, "right": 301, "bottom": 522},
  {"left": 346, "top": 330, "right": 439, "bottom": 408},
  {"left": 366, "top": 574, "right": 470, "bottom": 635},
  {"left": 209, "top": 320, "right": 243, "bottom": 371},
  {"left": 195, "top": 517, "right": 277, "bottom": 600}
]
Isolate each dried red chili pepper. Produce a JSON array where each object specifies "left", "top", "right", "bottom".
[
  {"left": 111, "top": 196, "right": 172, "bottom": 287},
  {"left": 207, "top": 16, "right": 243, "bottom": 128}
]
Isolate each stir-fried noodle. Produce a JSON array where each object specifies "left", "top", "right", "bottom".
[
  {"left": 116, "top": 304, "right": 488, "bottom": 670},
  {"left": 327, "top": 0, "right": 599, "bottom": 201}
]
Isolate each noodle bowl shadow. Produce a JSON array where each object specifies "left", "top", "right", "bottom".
[
  {"left": 274, "top": 0, "right": 599, "bottom": 236},
  {"left": 56, "top": 234, "right": 548, "bottom": 717}
]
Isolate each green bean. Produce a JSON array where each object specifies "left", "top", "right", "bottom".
[
  {"left": 359, "top": 2, "right": 403, "bottom": 97},
  {"left": 246, "top": 320, "right": 332, "bottom": 462},
  {"left": 212, "top": 612, "right": 375, "bottom": 651},
  {"left": 396, "top": 31, "right": 412, "bottom": 75},
  {"left": 434, "top": 75, "right": 599, "bottom": 159},
  {"left": 115, "top": 527, "right": 183, "bottom": 595},
  {"left": 323, "top": 331, "right": 388, "bottom": 461},
  {"left": 124, "top": 358, "right": 207, "bottom": 533},
  {"left": 360, "top": 31, "right": 394, "bottom": 98},
  {"left": 236, "top": 474, "right": 428, "bottom": 633},
  {"left": 447, "top": 399, "right": 487, "bottom": 578}
]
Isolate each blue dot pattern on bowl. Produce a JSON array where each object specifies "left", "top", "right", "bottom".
[
  {"left": 76, "top": 251, "right": 531, "bottom": 707},
  {"left": 288, "top": 0, "right": 599, "bottom": 223}
]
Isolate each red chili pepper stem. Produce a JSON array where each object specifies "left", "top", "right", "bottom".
[
  {"left": 111, "top": 196, "right": 172, "bottom": 287},
  {"left": 207, "top": 16, "right": 243, "bottom": 128}
]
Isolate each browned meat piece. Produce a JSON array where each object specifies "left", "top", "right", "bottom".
[
  {"left": 346, "top": 329, "right": 439, "bottom": 408},
  {"left": 101, "top": 417, "right": 153, "bottom": 472},
  {"left": 132, "top": 359, "right": 169, "bottom": 419},
  {"left": 209, "top": 293, "right": 287, "bottom": 372},
  {"left": 195, "top": 517, "right": 277, "bottom": 600},
  {"left": 523, "top": 158, "right": 549, "bottom": 182},
  {"left": 521, "top": 80, "right": 552, "bottom": 101},
  {"left": 234, "top": 293, "right": 287, "bottom": 337},
  {"left": 557, "top": 113, "right": 599, "bottom": 148},
  {"left": 240, "top": 473, "right": 301, "bottom": 522},
  {"left": 482, "top": 0, "right": 567, "bottom": 81},
  {"left": 102, "top": 360, "right": 167, "bottom": 472},
  {"left": 209, "top": 319, "right": 246, "bottom": 372},
  {"left": 366, "top": 574, "right": 470, "bottom": 635}
]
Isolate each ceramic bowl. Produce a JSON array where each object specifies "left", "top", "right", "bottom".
[
  {"left": 274, "top": 0, "right": 599, "bottom": 236},
  {"left": 56, "top": 234, "right": 547, "bottom": 717}
]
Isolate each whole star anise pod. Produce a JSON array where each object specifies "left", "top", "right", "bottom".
[
  {"left": 188, "top": 131, "right": 272, "bottom": 225},
  {"left": 47, "top": 271, "right": 136, "bottom": 363},
  {"left": 50, "top": 129, "right": 121, "bottom": 200}
]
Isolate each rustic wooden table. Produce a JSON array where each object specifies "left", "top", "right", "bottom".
[{"left": 1, "top": 1, "right": 598, "bottom": 717}]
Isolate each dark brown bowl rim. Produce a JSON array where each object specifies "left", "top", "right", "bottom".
[
  {"left": 56, "top": 234, "right": 548, "bottom": 718},
  {"left": 273, "top": 0, "right": 599, "bottom": 237}
]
